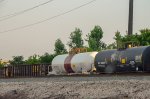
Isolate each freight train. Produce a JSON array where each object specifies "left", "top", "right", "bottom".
[{"left": 49, "top": 46, "right": 150, "bottom": 74}]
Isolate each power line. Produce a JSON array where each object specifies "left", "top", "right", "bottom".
[
  {"left": 0, "top": 0, "right": 54, "bottom": 21},
  {"left": 0, "top": 0, "right": 96, "bottom": 34}
]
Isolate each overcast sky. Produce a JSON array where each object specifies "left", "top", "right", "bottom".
[{"left": 0, "top": 0, "right": 150, "bottom": 60}]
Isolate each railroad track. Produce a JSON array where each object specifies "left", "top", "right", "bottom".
[
  {"left": 47, "top": 72, "right": 150, "bottom": 77},
  {"left": 1, "top": 72, "right": 150, "bottom": 79},
  {"left": 1, "top": 72, "right": 150, "bottom": 83}
]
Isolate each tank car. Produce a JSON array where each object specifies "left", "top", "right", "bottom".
[
  {"left": 50, "top": 54, "right": 68, "bottom": 74},
  {"left": 94, "top": 49, "right": 116, "bottom": 73},
  {"left": 95, "top": 46, "right": 150, "bottom": 73},
  {"left": 50, "top": 52, "right": 98, "bottom": 74}
]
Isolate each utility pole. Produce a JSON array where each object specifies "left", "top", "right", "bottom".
[{"left": 128, "top": 0, "right": 134, "bottom": 35}]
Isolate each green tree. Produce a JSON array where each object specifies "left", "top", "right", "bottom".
[
  {"left": 25, "top": 54, "right": 40, "bottom": 65},
  {"left": 40, "top": 53, "right": 56, "bottom": 64},
  {"left": 86, "top": 25, "right": 103, "bottom": 51},
  {"left": 107, "top": 42, "right": 117, "bottom": 49},
  {"left": 114, "top": 31, "right": 140, "bottom": 48},
  {"left": 0, "top": 59, "right": 8, "bottom": 67},
  {"left": 54, "top": 39, "right": 67, "bottom": 55},
  {"left": 114, "top": 31, "right": 122, "bottom": 49},
  {"left": 0, "top": 59, "right": 3, "bottom": 67},
  {"left": 0, "top": 60, "right": 4, "bottom": 67},
  {"left": 9, "top": 56, "right": 24, "bottom": 65},
  {"left": 101, "top": 41, "right": 107, "bottom": 50},
  {"left": 112, "top": 28, "right": 150, "bottom": 49},
  {"left": 122, "top": 34, "right": 139, "bottom": 42},
  {"left": 140, "top": 28, "right": 150, "bottom": 45},
  {"left": 68, "top": 28, "right": 84, "bottom": 48},
  {"left": 0, "top": 63, "right": 3, "bottom": 67},
  {"left": 121, "top": 33, "right": 140, "bottom": 48}
]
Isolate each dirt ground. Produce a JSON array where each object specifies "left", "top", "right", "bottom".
[{"left": 0, "top": 79, "right": 150, "bottom": 99}]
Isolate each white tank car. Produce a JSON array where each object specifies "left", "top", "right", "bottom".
[
  {"left": 51, "top": 54, "right": 68, "bottom": 74},
  {"left": 50, "top": 52, "right": 98, "bottom": 75},
  {"left": 71, "top": 52, "right": 98, "bottom": 73}
]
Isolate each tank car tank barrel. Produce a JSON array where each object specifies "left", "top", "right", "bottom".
[{"left": 50, "top": 52, "right": 98, "bottom": 75}]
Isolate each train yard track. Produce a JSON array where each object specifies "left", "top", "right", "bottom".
[
  {"left": 47, "top": 72, "right": 150, "bottom": 77},
  {"left": 1, "top": 72, "right": 150, "bottom": 79}
]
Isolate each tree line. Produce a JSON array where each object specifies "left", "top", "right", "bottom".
[{"left": 0, "top": 26, "right": 150, "bottom": 67}]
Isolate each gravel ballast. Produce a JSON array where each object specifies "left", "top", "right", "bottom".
[{"left": 1, "top": 76, "right": 150, "bottom": 99}]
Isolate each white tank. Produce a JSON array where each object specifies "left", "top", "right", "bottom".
[
  {"left": 71, "top": 52, "right": 98, "bottom": 73},
  {"left": 50, "top": 52, "right": 98, "bottom": 74},
  {"left": 51, "top": 54, "right": 68, "bottom": 74}
]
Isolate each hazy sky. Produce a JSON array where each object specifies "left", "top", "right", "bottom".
[{"left": 0, "top": 0, "right": 150, "bottom": 60}]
